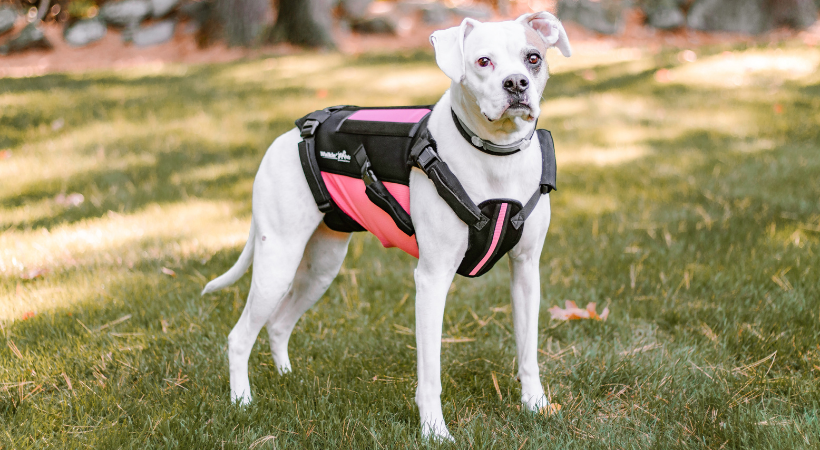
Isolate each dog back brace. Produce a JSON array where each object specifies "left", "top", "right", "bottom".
[{"left": 296, "top": 105, "right": 557, "bottom": 278}]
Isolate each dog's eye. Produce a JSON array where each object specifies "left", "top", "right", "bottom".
[
  {"left": 527, "top": 54, "right": 541, "bottom": 65},
  {"left": 477, "top": 57, "right": 491, "bottom": 67}
]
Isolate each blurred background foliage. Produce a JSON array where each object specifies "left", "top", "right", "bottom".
[{"left": 1, "top": 0, "right": 818, "bottom": 53}]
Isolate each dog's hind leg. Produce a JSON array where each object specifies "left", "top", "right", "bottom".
[
  {"left": 227, "top": 218, "right": 320, "bottom": 405},
  {"left": 264, "top": 223, "right": 351, "bottom": 374}
]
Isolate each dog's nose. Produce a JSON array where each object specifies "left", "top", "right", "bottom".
[{"left": 502, "top": 74, "right": 529, "bottom": 94}]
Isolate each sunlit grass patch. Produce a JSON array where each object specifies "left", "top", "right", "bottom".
[{"left": 1, "top": 42, "right": 820, "bottom": 448}]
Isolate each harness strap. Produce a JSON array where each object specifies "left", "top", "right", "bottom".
[
  {"left": 297, "top": 107, "right": 344, "bottom": 213},
  {"left": 411, "top": 128, "right": 557, "bottom": 232},
  {"left": 352, "top": 145, "right": 416, "bottom": 236},
  {"left": 410, "top": 132, "right": 490, "bottom": 231},
  {"left": 510, "top": 129, "right": 557, "bottom": 229}
]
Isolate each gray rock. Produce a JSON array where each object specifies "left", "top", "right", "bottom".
[
  {"left": 770, "top": 0, "right": 817, "bottom": 30},
  {"left": 64, "top": 18, "right": 107, "bottom": 46},
  {"left": 151, "top": 0, "right": 180, "bottom": 17},
  {"left": 646, "top": 5, "right": 686, "bottom": 30},
  {"left": 350, "top": 15, "right": 396, "bottom": 34},
  {"left": 132, "top": 19, "right": 176, "bottom": 46},
  {"left": 100, "top": 0, "right": 152, "bottom": 27},
  {"left": 421, "top": 3, "right": 451, "bottom": 25},
  {"left": 687, "top": 0, "right": 767, "bottom": 34},
  {"left": 0, "top": 23, "right": 51, "bottom": 55},
  {"left": 0, "top": 7, "right": 17, "bottom": 36},
  {"left": 558, "top": 0, "right": 629, "bottom": 35},
  {"left": 340, "top": 0, "right": 372, "bottom": 20},
  {"left": 450, "top": 5, "right": 493, "bottom": 20}
]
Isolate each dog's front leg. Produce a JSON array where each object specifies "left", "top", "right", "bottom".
[
  {"left": 509, "top": 251, "right": 549, "bottom": 411},
  {"left": 414, "top": 257, "right": 457, "bottom": 441}
]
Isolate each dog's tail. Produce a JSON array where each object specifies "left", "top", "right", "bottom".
[{"left": 201, "top": 220, "right": 255, "bottom": 296}]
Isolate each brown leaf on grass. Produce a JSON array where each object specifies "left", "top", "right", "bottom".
[
  {"left": 161, "top": 267, "right": 176, "bottom": 277},
  {"left": 21, "top": 311, "right": 35, "bottom": 320},
  {"left": 540, "top": 403, "right": 562, "bottom": 416},
  {"left": 21, "top": 268, "right": 48, "bottom": 280},
  {"left": 54, "top": 193, "right": 84, "bottom": 207},
  {"left": 548, "top": 301, "right": 609, "bottom": 321}
]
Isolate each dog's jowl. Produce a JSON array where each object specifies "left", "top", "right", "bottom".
[{"left": 202, "top": 12, "right": 571, "bottom": 441}]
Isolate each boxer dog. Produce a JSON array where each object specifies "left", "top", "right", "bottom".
[{"left": 202, "top": 12, "right": 571, "bottom": 440}]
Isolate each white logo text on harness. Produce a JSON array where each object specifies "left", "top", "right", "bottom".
[{"left": 319, "top": 150, "right": 351, "bottom": 163}]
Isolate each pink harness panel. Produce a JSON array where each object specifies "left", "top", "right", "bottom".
[{"left": 321, "top": 172, "right": 419, "bottom": 258}]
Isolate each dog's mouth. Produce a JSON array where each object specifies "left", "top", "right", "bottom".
[
  {"left": 504, "top": 98, "right": 532, "bottom": 114},
  {"left": 482, "top": 98, "right": 536, "bottom": 122},
  {"left": 492, "top": 99, "right": 534, "bottom": 122}
]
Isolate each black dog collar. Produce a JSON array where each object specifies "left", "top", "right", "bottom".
[{"left": 451, "top": 109, "right": 535, "bottom": 156}]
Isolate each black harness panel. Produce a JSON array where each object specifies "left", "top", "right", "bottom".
[{"left": 295, "top": 105, "right": 557, "bottom": 278}]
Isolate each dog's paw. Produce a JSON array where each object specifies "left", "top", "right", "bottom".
[
  {"left": 521, "top": 391, "right": 549, "bottom": 412},
  {"left": 421, "top": 420, "right": 454, "bottom": 443},
  {"left": 231, "top": 390, "right": 252, "bottom": 406},
  {"left": 275, "top": 361, "right": 292, "bottom": 375}
]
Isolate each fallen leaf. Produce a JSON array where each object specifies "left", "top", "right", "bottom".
[
  {"left": 51, "top": 118, "right": 65, "bottom": 131},
  {"left": 161, "top": 267, "right": 176, "bottom": 277},
  {"left": 548, "top": 301, "right": 609, "bottom": 321},
  {"left": 54, "top": 193, "right": 84, "bottom": 207},
  {"left": 21, "top": 311, "right": 35, "bottom": 320},
  {"left": 774, "top": 104, "right": 784, "bottom": 114},
  {"left": 654, "top": 68, "right": 674, "bottom": 83},
  {"left": 678, "top": 49, "right": 697, "bottom": 63},
  {"left": 21, "top": 268, "right": 48, "bottom": 280},
  {"left": 540, "top": 403, "right": 562, "bottom": 416}
]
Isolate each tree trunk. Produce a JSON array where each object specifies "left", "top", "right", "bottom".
[
  {"left": 269, "top": 0, "right": 336, "bottom": 49},
  {"left": 217, "top": 0, "right": 271, "bottom": 47}
]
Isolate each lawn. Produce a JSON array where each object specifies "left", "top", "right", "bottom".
[{"left": 1, "top": 41, "right": 820, "bottom": 449}]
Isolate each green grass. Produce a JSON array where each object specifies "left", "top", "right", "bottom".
[{"left": 1, "top": 42, "right": 820, "bottom": 449}]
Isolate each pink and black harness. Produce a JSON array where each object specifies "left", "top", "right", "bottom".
[{"left": 296, "top": 105, "right": 557, "bottom": 278}]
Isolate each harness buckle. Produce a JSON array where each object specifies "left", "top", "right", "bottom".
[
  {"left": 300, "top": 119, "right": 320, "bottom": 138},
  {"left": 361, "top": 160, "right": 378, "bottom": 186},
  {"left": 415, "top": 146, "right": 439, "bottom": 171}
]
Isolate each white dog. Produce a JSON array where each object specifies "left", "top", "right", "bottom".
[{"left": 202, "top": 12, "right": 571, "bottom": 440}]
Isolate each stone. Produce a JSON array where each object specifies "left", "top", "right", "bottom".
[
  {"left": 179, "top": 0, "right": 212, "bottom": 22},
  {"left": 132, "top": 19, "right": 176, "bottom": 46},
  {"left": 687, "top": 0, "right": 769, "bottom": 34},
  {"left": 100, "top": 0, "right": 152, "bottom": 27},
  {"left": 770, "top": 0, "right": 817, "bottom": 30},
  {"left": 0, "top": 23, "right": 51, "bottom": 55},
  {"left": 350, "top": 16, "right": 396, "bottom": 34},
  {"left": 339, "top": 0, "right": 372, "bottom": 20},
  {"left": 64, "top": 18, "right": 107, "bottom": 46},
  {"left": 644, "top": 0, "right": 686, "bottom": 30},
  {"left": 688, "top": 0, "right": 816, "bottom": 34},
  {"left": 450, "top": 5, "right": 493, "bottom": 20},
  {"left": 151, "top": 0, "right": 180, "bottom": 17},
  {"left": 421, "top": 3, "right": 451, "bottom": 25},
  {"left": 0, "top": 7, "right": 17, "bottom": 36},
  {"left": 558, "top": 0, "right": 629, "bottom": 35}
]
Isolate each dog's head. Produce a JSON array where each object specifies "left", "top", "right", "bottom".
[{"left": 430, "top": 12, "right": 571, "bottom": 126}]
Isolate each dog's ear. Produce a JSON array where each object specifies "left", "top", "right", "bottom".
[
  {"left": 429, "top": 18, "right": 479, "bottom": 82},
  {"left": 517, "top": 11, "right": 572, "bottom": 57}
]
